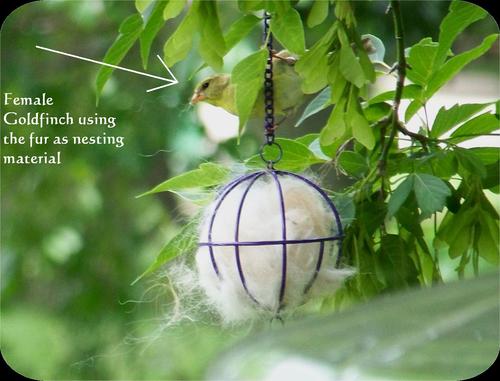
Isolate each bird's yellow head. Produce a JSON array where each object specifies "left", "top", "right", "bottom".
[{"left": 190, "top": 74, "right": 231, "bottom": 106}]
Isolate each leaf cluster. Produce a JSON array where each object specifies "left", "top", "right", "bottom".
[{"left": 101, "top": 1, "right": 498, "bottom": 302}]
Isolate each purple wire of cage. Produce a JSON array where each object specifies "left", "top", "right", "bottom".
[{"left": 198, "top": 169, "right": 344, "bottom": 312}]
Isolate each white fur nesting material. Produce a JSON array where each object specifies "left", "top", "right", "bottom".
[{"left": 195, "top": 173, "right": 353, "bottom": 323}]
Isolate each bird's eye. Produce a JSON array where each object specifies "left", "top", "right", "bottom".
[{"left": 201, "top": 82, "right": 209, "bottom": 89}]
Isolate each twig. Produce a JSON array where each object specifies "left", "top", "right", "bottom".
[
  {"left": 396, "top": 122, "right": 429, "bottom": 150},
  {"left": 378, "top": 0, "right": 406, "bottom": 193},
  {"left": 377, "top": 117, "right": 391, "bottom": 154}
]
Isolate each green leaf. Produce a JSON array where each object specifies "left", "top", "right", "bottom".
[
  {"left": 163, "top": 1, "right": 199, "bottom": 67},
  {"left": 307, "top": 137, "right": 331, "bottom": 161},
  {"left": 363, "top": 102, "right": 391, "bottom": 123},
  {"left": 427, "top": 34, "right": 499, "bottom": 98},
  {"left": 468, "top": 147, "right": 500, "bottom": 165},
  {"left": 346, "top": 89, "right": 374, "bottom": 149},
  {"left": 198, "top": 1, "right": 226, "bottom": 70},
  {"left": 320, "top": 134, "right": 349, "bottom": 160},
  {"left": 135, "top": 0, "right": 153, "bottom": 13},
  {"left": 404, "top": 99, "right": 424, "bottom": 123},
  {"left": 414, "top": 239, "right": 439, "bottom": 285},
  {"left": 131, "top": 219, "right": 199, "bottom": 285},
  {"left": 350, "top": 114, "right": 374, "bottom": 150},
  {"left": 163, "top": 0, "right": 186, "bottom": 20},
  {"left": 358, "top": 199, "right": 387, "bottom": 236},
  {"left": 210, "top": 273, "right": 499, "bottom": 381},
  {"left": 478, "top": 186, "right": 499, "bottom": 219},
  {"left": 334, "top": 0, "right": 355, "bottom": 27},
  {"left": 396, "top": 201, "right": 426, "bottom": 240},
  {"left": 137, "top": 162, "right": 230, "bottom": 197},
  {"left": 232, "top": 49, "right": 268, "bottom": 133},
  {"left": 307, "top": 0, "right": 329, "bottom": 28},
  {"left": 271, "top": 7, "right": 305, "bottom": 55},
  {"left": 339, "top": 44, "right": 365, "bottom": 88},
  {"left": 327, "top": 52, "right": 347, "bottom": 104},
  {"left": 406, "top": 38, "right": 439, "bottom": 86},
  {"left": 396, "top": 199, "right": 439, "bottom": 285},
  {"left": 295, "top": 87, "right": 331, "bottom": 127},
  {"left": 238, "top": 0, "right": 265, "bottom": 13},
  {"left": 434, "top": 1, "right": 488, "bottom": 69},
  {"left": 294, "top": 133, "right": 319, "bottom": 146},
  {"left": 483, "top": 168, "right": 499, "bottom": 193},
  {"left": 438, "top": 206, "right": 477, "bottom": 258},
  {"left": 412, "top": 173, "right": 451, "bottom": 219},
  {"left": 245, "top": 138, "right": 325, "bottom": 172},
  {"left": 448, "top": 221, "right": 473, "bottom": 259},
  {"left": 368, "top": 84, "right": 422, "bottom": 105},
  {"left": 449, "top": 113, "right": 499, "bottom": 143},
  {"left": 345, "top": 231, "right": 385, "bottom": 298},
  {"left": 357, "top": 42, "right": 376, "bottom": 84},
  {"left": 301, "top": 54, "right": 329, "bottom": 95},
  {"left": 445, "top": 183, "right": 461, "bottom": 213},
  {"left": 455, "top": 147, "right": 487, "bottom": 178},
  {"left": 169, "top": 189, "right": 213, "bottom": 206},
  {"left": 95, "top": 14, "right": 144, "bottom": 102},
  {"left": 198, "top": 44, "right": 222, "bottom": 72},
  {"left": 378, "top": 235, "right": 419, "bottom": 289},
  {"left": 140, "top": 1, "right": 168, "bottom": 69},
  {"left": 350, "top": 31, "right": 376, "bottom": 84},
  {"left": 338, "top": 151, "right": 368, "bottom": 177},
  {"left": 477, "top": 214, "right": 500, "bottom": 264},
  {"left": 268, "top": 0, "right": 292, "bottom": 15},
  {"left": 224, "top": 14, "right": 260, "bottom": 53},
  {"left": 320, "top": 97, "right": 346, "bottom": 146},
  {"left": 296, "top": 25, "right": 336, "bottom": 94},
  {"left": 330, "top": 192, "right": 355, "bottom": 226},
  {"left": 203, "top": 1, "right": 225, "bottom": 57},
  {"left": 431, "top": 150, "right": 458, "bottom": 179},
  {"left": 388, "top": 175, "right": 414, "bottom": 217},
  {"left": 431, "top": 103, "right": 494, "bottom": 138},
  {"left": 404, "top": 33, "right": 498, "bottom": 122}
]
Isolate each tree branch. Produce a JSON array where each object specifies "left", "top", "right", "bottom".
[
  {"left": 378, "top": 0, "right": 406, "bottom": 180},
  {"left": 397, "top": 122, "right": 429, "bottom": 149}
]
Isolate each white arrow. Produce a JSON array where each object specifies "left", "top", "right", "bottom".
[{"left": 35, "top": 45, "right": 178, "bottom": 93}]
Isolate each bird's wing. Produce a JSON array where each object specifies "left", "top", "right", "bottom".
[{"left": 273, "top": 56, "right": 305, "bottom": 115}]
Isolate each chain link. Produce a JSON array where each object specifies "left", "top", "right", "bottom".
[
  {"left": 263, "top": 12, "right": 275, "bottom": 145},
  {"left": 259, "top": 11, "right": 282, "bottom": 169}
]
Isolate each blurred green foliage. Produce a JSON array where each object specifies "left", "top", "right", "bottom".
[
  {"left": 1, "top": 1, "right": 498, "bottom": 380},
  {"left": 210, "top": 272, "right": 499, "bottom": 380},
  {"left": 1, "top": 1, "right": 241, "bottom": 378}
]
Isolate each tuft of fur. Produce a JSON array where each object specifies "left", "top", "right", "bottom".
[{"left": 195, "top": 174, "right": 354, "bottom": 323}]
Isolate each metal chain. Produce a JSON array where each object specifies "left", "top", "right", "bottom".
[
  {"left": 259, "top": 11, "right": 282, "bottom": 169},
  {"left": 263, "top": 12, "right": 275, "bottom": 145}
]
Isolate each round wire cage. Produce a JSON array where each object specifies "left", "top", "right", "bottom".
[{"left": 198, "top": 169, "right": 344, "bottom": 312}]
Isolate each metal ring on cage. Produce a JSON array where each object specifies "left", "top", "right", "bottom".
[{"left": 259, "top": 142, "right": 283, "bottom": 169}]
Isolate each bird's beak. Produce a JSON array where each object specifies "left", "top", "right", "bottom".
[{"left": 190, "top": 91, "right": 206, "bottom": 105}]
